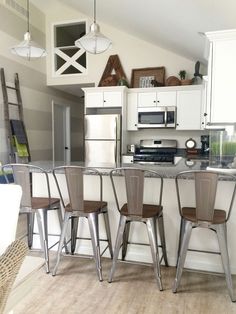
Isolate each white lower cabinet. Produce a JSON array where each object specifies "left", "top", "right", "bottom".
[{"left": 176, "top": 89, "right": 203, "bottom": 130}]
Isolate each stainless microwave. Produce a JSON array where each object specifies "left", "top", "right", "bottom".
[{"left": 137, "top": 106, "right": 176, "bottom": 128}]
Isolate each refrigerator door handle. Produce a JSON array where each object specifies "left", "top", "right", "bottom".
[{"left": 115, "top": 117, "right": 118, "bottom": 164}]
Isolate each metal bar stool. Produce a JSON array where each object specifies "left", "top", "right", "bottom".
[
  {"left": 108, "top": 167, "right": 168, "bottom": 290},
  {"left": 173, "top": 170, "right": 236, "bottom": 302},
  {"left": 52, "top": 166, "right": 113, "bottom": 281},
  {"left": 2, "top": 163, "right": 65, "bottom": 274}
]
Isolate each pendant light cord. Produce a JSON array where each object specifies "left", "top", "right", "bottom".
[
  {"left": 93, "top": 0, "right": 96, "bottom": 23},
  {"left": 27, "top": 0, "right": 30, "bottom": 32}
]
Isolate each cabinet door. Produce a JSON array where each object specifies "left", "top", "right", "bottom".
[
  {"left": 157, "top": 91, "right": 176, "bottom": 107},
  {"left": 104, "top": 91, "right": 122, "bottom": 107},
  {"left": 202, "top": 77, "right": 210, "bottom": 128},
  {"left": 138, "top": 92, "right": 156, "bottom": 107},
  {"left": 210, "top": 40, "right": 236, "bottom": 123},
  {"left": 85, "top": 92, "right": 103, "bottom": 108},
  {"left": 176, "top": 90, "right": 202, "bottom": 130},
  {"left": 127, "top": 93, "right": 138, "bottom": 131}
]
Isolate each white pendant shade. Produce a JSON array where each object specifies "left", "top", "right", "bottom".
[
  {"left": 75, "top": 0, "right": 112, "bottom": 54},
  {"left": 75, "top": 23, "right": 112, "bottom": 54},
  {"left": 11, "top": 32, "right": 47, "bottom": 60},
  {"left": 10, "top": 0, "right": 46, "bottom": 60}
]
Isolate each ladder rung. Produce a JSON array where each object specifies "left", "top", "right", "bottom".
[
  {"left": 8, "top": 102, "right": 20, "bottom": 106},
  {"left": 6, "top": 85, "right": 17, "bottom": 90},
  {"left": 1, "top": 68, "right": 31, "bottom": 162}
]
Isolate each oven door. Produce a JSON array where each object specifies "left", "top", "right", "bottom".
[{"left": 138, "top": 107, "right": 166, "bottom": 128}]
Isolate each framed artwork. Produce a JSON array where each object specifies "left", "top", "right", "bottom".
[{"left": 131, "top": 67, "right": 165, "bottom": 88}]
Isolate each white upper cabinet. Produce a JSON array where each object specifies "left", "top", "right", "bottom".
[
  {"left": 86, "top": 92, "right": 103, "bottom": 108},
  {"left": 127, "top": 92, "right": 138, "bottom": 131},
  {"left": 205, "top": 30, "right": 236, "bottom": 123},
  {"left": 176, "top": 88, "right": 203, "bottom": 130},
  {"left": 138, "top": 91, "right": 176, "bottom": 107},
  {"left": 83, "top": 87, "right": 127, "bottom": 109},
  {"left": 127, "top": 86, "right": 203, "bottom": 131}
]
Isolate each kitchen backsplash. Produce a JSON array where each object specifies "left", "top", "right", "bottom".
[{"left": 125, "top": 129, "right": 209, "bottom": 150}]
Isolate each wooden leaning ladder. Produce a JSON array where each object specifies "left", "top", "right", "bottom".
[{"left": 0, "top": 68, "right": 31, "bottom": 162}]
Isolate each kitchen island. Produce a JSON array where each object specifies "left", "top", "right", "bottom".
[{"left": 31, "top": 159, "right": 236, "bottom": 274}]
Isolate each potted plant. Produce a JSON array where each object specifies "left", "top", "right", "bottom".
[
  {"left": 178, "top": 70, "right": 192, "bottom": 85},
  {"left": 178, "top": 70, "right": 186, "bottom": 80}
]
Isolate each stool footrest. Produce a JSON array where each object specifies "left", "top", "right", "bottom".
[{"left": 188, "top": 248, "right": 221, "bottom": 255}]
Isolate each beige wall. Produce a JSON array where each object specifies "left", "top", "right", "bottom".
[
  {"left": 0, "top": 2, "right": 83, "bottom": 163},
  {"left": 0, "top": 0, "right": 207, "bottom": 163},
  {"left": 43, "top": 1, "right": 208, "bottom": 149},
  {"left": 45, "top": 1, "right": 199, "bottom": 88}
]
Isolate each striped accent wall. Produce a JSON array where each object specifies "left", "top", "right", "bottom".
[{"left": 0, "top": 3, "right": 84, "bottom": 163}]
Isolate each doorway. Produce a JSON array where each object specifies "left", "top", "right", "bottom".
[{"left": 52, "top": 101, "right": 71, "bottom": 163}]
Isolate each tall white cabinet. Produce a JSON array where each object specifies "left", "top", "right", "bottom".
[
  {"left": 176, "top": 88, "right": 203, "bottom": 130},
  {"left": 205, "top": 29, "right": 236, "bottom": 123}
]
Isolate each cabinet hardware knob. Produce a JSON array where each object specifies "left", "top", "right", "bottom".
[
  {"left": 176, "top": 123, "right": 179, "bottom": 126},
  {"left": 157, "top": 100, "right": 160, "bottom": 103},
  {"left": 135, "top": 124, "right": 137, "bottom": 126},
  {"left": 104, "top": 100, "right": 106, "bottom": 102},
  {"left": 204, "top": 113, "right": 207, "bottom": 116},
  {"left": 153, "top": 100, "right": 156, "bottom": 103}
]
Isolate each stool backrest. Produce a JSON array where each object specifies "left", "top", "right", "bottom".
[
  {"left": 53, "top": 166, "right": 103, "bottom": 212},
  {"left": 110, "top": 167, "right": 163, "bottom": 216},
  {"left": 12, "top": 165, "right": 31, "bottom": 207},
  {"left": 2, "top": 163, "right": 52, "bottom": 209},
  {"left": 195, "top": 171, "right": 218, "bottom": 221},
  {"left": 124, "top": 169, "right": 144, "bottom": 216},
  {"left": 176, "top": 170, "right": 236, "bottom": 223},
  {"left": 65, "top": 166, "right": 84, "bottom": 211}
]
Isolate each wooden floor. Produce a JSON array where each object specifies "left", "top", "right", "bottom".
[{"left": 12, "top": 251, "right": 236, "bottom": 314}]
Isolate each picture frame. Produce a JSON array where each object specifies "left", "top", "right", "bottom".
[{"left": 131, "top": 67, "right": 165, "bottom": 88}]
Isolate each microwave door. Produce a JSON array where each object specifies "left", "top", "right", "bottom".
[
  {"left": 166, "top": 106, "right": 176, "bottom": 127},
  {"left": 138, "top": 107, "right": 165, "bottom": 128}
]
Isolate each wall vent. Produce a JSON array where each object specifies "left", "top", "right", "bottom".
[{"left": 5, "top": 0, "right": 27, "bottom": 18}]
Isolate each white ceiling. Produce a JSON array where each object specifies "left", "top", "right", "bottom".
[{"left": 32, "top": 0, "right": 236, "bottom": 63}]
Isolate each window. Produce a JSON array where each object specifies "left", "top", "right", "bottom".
[{"left": 53, "top": 21, "right": 87, "bottom": 76}]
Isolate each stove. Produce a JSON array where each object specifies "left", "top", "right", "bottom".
[{"left": 134, "top": 139, "right": 177, "bottom": 164}]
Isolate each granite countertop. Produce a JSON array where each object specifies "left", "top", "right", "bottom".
[{"left": 31, "top": 158, "right": 211, "bottom": 179}]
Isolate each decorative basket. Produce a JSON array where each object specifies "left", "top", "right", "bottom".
[
  {"left": 165, "top": 76, "right": 181, "bottom": 86},
  {"left": 181, "top": 79, "right": 192, "bottom": 85}
]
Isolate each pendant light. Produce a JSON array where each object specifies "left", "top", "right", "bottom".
[
  {"left": 11, "top": 0, "right": 46, "bottom": 60},
  {"left": 75, "top": 0, "right": 112, "bottom": 54}
]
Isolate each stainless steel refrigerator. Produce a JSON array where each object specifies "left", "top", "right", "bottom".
[{"left": 84, "top": 114, "right": 121, "bottom": 164}]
